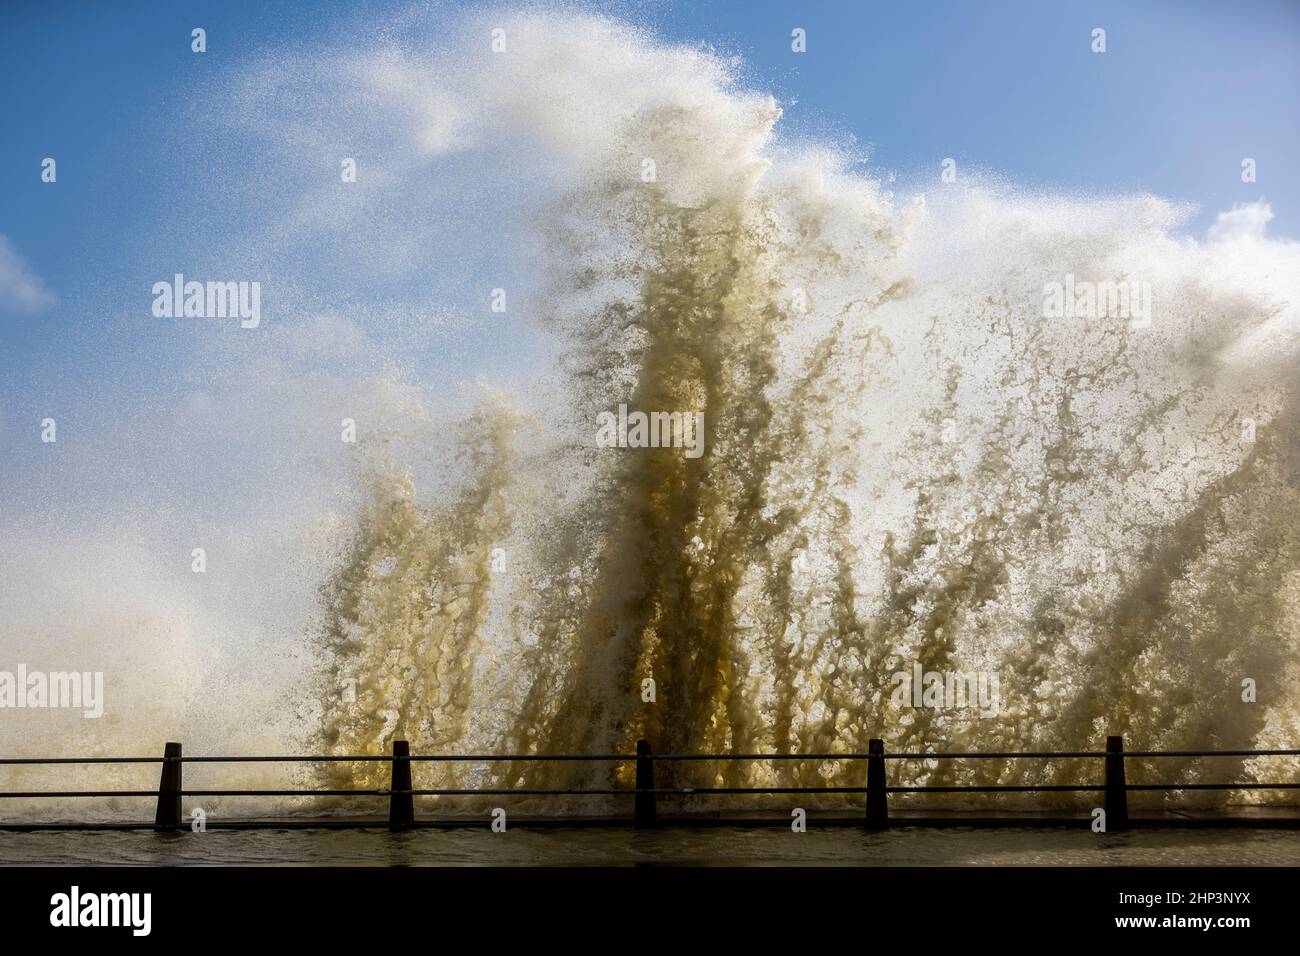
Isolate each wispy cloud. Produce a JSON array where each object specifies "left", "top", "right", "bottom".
[{"left": 0, "top": 234, "right": 56, "bottom": 314}]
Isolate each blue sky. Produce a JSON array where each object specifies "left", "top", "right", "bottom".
[
  {"left": 4, "top": 0, "right": 1298, "bottom": 280},
  {"left": 1, "top": 0, "right": 1297, "bottom": 448}
]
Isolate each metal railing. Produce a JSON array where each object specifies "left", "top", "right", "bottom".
[{"left": 2, "top": 735, "right": 1298, "bottom": 831}]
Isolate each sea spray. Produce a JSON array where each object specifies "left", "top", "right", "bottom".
[
  {"left": 1, "top": 9, "right": 1297, "bottom": 820},
  {"left": 302, "top": 12, "right": 1300, "bottom": 811}
]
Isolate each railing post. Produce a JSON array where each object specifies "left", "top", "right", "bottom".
[
  {"left": 865, "top": 738, "right": 888, "bottom": 828},
  {"left": 635, "top": 739, "right": 656, "bottom": 828},
  {"left": 153, "top": 741, "right": 182, "bottom": 831},
  {"left": 388, "top": 739, "right": 414, "bottom": 831},
  {"left": 1105, "top": 734, "right": 1129, "bottom": 831}
]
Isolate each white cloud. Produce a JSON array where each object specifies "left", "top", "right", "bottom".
[
  {"left": 0, "top": 234, "right": 57, "bottom": 313},
  {"left": 1207, "top": 201, "right": 1274, "bottom": 243}
]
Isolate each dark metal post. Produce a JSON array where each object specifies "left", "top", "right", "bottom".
[
  {"left": 635, "top": 739, "right": 656, "bottom": 828},
  {"left": 389, "top": 739, "right": 414, "bottom": 831},
  {"left": 865, "top": 738, "right": 888, "bottom": 828},
  {"left": 1105, "top": 734, "right": 1129, "bottom": 831},
  {"left": 154, "top": 741, "right": 182, "bottom": 831}
]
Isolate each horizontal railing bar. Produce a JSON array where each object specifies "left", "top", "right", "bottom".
[
  {"left": 436, "top": 788, "right": 916, "bottom": 796},
  {"left": 648, "top": 786, "right": 871, "bottom": 794},
  {"left": 0, "top": 791, "right": 160, "bottom": 798},
  {"left": 6, "top": 783, "right": 1300, "bottom": 799},
  {"left": 1126, "top": 783, "right": 1300, "bottom": 790},
  {"left": 649, "top": 754, "right": 870, "bottom": 761},
  {"left": 884, "top": 750, "right": 1298, "bottom": 759},
  {"left": 889, "top": 785, "right": 1106, "bottom": 793},
  {"left": 886, "top": 752, "right": 1104, "bottom": 759},
  {"left": 1122, "top": 750, "right": 1300, "bottom": 758},
  {"left": 406, "top": 755, "right": 631, "bottom": 762},
  {"left": 178, "top": 756, "right": 395, "bottom": 763},
  {"left": 410, "top": 788, "right": 631, "bottom": 796},
  {"left": 180, "top": 790, "right": 389, "bottom": 796},
  {"left": 182, "top": 755, "right": 636, "bottom": 763},
  {"left": 0, "top": 758, "right": 166, "bottom": 765},
  {"left": 5, "top": 749, "right": 1298, "bottom": 766}
]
